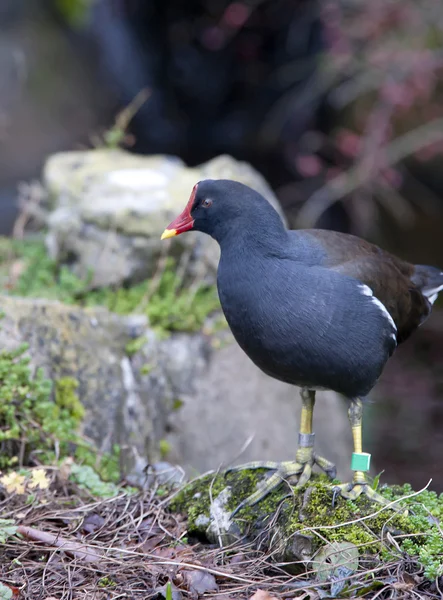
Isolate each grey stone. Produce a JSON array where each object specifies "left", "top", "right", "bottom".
[
  {"left": 44, "top": 151, "right": 285, "bottom": 287},
  {"left": 164, "top": 333, "right": 352, "bottom": 482},
  {"left": 0, "top": 295, "right": 168, "bottom": 474},
  {"left": 205, "top": 486, "right": 237, "bottom": 546}
]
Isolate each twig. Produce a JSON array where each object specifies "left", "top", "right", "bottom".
[
  {"left": 297, "top": 118, "right": 443, "bottom": 226},
  {"left": 17, "top": 525, "right": 103, "bottom": 563}
]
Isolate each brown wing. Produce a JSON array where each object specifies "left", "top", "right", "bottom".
[{"left": 303, "top": 230, "right": 431, "bottom": 343}]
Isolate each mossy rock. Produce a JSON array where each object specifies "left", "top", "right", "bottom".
[
  {"left": 170, "top": 470, "right": 443, "bottom": 579},
  {"left": 44, "top": 151, "right": 285, "bottom": 287}
]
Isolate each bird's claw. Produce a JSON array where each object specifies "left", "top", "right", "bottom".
[
  {"left": 226, "top": 453, "right": 337, "bottom": 517},
  {"left": 331, "top": 481, "right": 389, "bottom": 507}
]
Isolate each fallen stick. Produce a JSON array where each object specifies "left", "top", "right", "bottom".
[{"left": 17, "top": 526, "right": 102, "bottom": 563}]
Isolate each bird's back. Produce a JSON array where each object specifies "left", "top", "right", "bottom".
[{"left": 288, "top": 229, "right": 443, "bottom": 344}]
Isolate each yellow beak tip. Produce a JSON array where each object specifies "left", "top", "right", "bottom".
[{"left": 161, "top": 228, "right": 177, "bottom": 240}]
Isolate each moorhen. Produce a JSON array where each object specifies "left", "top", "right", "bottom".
[{"left": 161, "top": 180, "right": 443, "bottom": 510}]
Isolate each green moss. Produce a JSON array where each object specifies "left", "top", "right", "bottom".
[
  {"left": 0, "top": 238, "right": 221, "bottom": 335},
  {"left": 283, "top": 481, "right": 414, "bottom": 551},
  {"left": 140, "top": 363, "right": 154, "bottom": 376},
  {"left": 171, "top": 473, "right": 230, "bottom": 532},
  {"left": 382, "top": 484, "right": 443, "bottom": 579},
  {"left": 125, "top": 336, "right": 147, "bottom": 357},
  {"left": 172, "top": 398, "right": 184, "bottom": 411},
  {"left": 170, "top": 469, "right": 285, "bottom": 533},
  {"left": 159, "top": 439, "right": 171, "bottom": 460},
  {"left": 55, "top": 377, "right": 85, "bottom": 421},
  {"left": 98, "top": 577, "right": 117, "bottom": 588},
  {"left": 170, "top": 471, "right": 443, "bottom": 580},
  {"left": 53, "top": 0, "right": 95, "bottom": 28}
]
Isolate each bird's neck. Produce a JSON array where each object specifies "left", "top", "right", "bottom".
[{"left": 217, "top": 219, "right": 290, "bottom": 260}]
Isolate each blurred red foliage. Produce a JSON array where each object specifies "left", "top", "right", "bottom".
[{"left": 291, "top": 0, "right": 443, "bottom": 234}]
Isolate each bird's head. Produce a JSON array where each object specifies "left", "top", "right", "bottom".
[{"left": 161, "top": 179, "right": 284, "bottom": 244}]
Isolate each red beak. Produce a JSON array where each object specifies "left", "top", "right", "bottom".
[{"left": 161, "top": 184, "right": 197, "bottom": 240}]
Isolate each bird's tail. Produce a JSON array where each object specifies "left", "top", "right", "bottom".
[{"left": 412, "top": 264, "right": 443, "bottom": 305}]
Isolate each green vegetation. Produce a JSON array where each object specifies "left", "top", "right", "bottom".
[
  {"left": 53, "top": 0, "right": 96, "bottom": 28},
  {"left": 159, "top": 439, "right": 172, "bottom": 460},
  {"left": 170, "top": 471, "right": 443, "bottom": 580},
  {"left": 0, "top": 583, "right": 13, "bottom": 599},
  {"left": 98, "top": 577, "right": 117, "bottom": 589},
  {"left": 0, "top": 238, "right": 220, "bottom": 335},
  {"left": 54, "top": 377, "right": 85, "bottom": 421},
  {"left": 383, "top": 484, "right": 443, "bottom": 579},
  {"left": 69, "top": 463, "right": 122, "bottom": 498},
  {"left": 0, "top": 343, "right": 63, "bottom": 468},
  {"left": 165, "top": 582, "right": 173, "bottom": 600},
  {"left": 0, "top": 344, "right": 119, "bottom": 484},
  {"left": 0, "top": 519, "right": 17, "bottom": 544}
]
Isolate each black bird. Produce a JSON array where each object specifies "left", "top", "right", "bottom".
[{"left": 161, "top": 180, "right": 443, "bottom": 509}]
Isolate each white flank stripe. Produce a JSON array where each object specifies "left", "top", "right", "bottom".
[
  {"left": 423, "top": 274, "right": 443, "bottom": 305},
  {"left": 423, "top": 281, "right": 443, "bottom": 296},
  {"left": 359, "top": 284, "right": 397, "bottom": 331}
]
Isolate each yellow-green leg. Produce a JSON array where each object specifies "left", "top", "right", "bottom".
[
  {"left": 228, "top": 389, "right": 337, "bottom": 516},
  {"left": 332, "top": 399, "right": 388, "bottom": 504}
]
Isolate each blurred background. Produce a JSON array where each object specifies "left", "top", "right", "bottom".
[{"left": 1, "top": 0, "right": 443, "bottom": 490}]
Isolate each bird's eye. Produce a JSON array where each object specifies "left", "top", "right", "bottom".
[{"left": 202, "top": 198, "right": 213, "bottom": 208}]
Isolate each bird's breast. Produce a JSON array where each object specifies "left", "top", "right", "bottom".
[{"left": 216, "top": 258, "right": 396, "bottom": 397}]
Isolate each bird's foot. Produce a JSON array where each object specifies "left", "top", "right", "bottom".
[
  {"left": 226, "top": 446, "right": 337, "bottom": 517},
  {"left": 331, "top": 477, "right": 388, "bottom": 507}
]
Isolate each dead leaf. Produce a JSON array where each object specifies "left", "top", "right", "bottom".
[
  {"left": 392, "top": 582, "right": 414, "bottom": 591},
  {"left": 182, "top": 570, "right": 218, "bottom": 598},
  {"left": 229, "top": 552, "right": 246, "bottom": 565},
  {"left": 81, "top": 513, "right": 105, "bottom": 534},
  {"left": 17, "top": 526, "right": 102, "bottom": 563},
  {"left": 0, "top": 473, "right": 26, "bottom": 495},
  {"left": 142, "top": 534, "right": 166, "bottom": 553},
  {"left": 249, "top": 591, "right": 279, "bottom": 600},
  {"left": 58, "top": 457, "right": 74, "bottom": 481},
  {"left": 29, "top": 469, "right": 50, "bottom": 490},
  {"left": 6, "top": 260, "right": 26, "bottom": 289},
  {"left": 151, "top": 545, "right": 179, "bottom": 560}
]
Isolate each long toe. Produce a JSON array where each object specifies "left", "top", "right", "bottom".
[
  {"left": 332, "top": 482, "right": 389, "bottom": 506},
  {"left": 228, "top": 460, "right": 307, "bottom": 516},
  {"left": 294, "top": 462, "right": 312, "bottom": 487},
  {"left": 226, "top": 461, "right": 282, "bottom": 474},
  {"left": 313, "top": 453, "right": 337, "bottom": 479}
]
